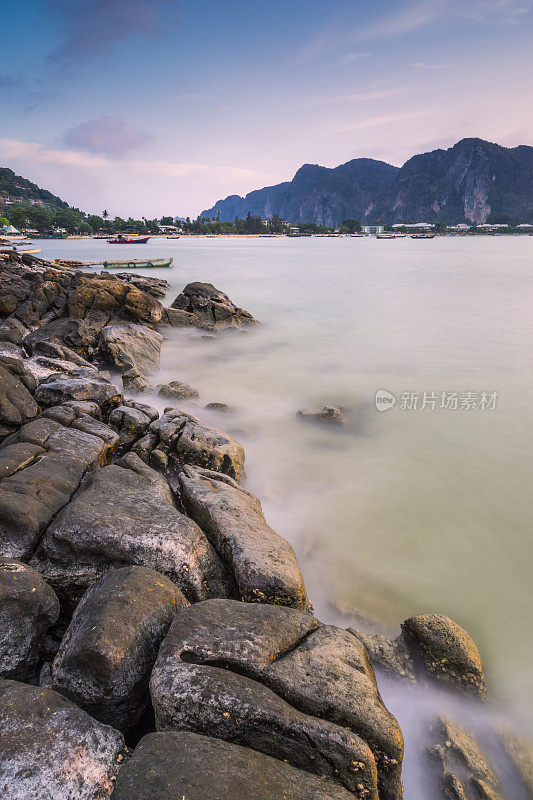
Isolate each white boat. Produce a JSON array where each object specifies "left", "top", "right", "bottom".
[{"left": 376, "top": 233, "right": 407, "bottom": 239}]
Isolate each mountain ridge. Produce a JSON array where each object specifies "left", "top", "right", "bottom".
[{"left": 202, "top": 138, "right": 533, "bottom": 225}]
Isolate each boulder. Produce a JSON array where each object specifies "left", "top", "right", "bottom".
[
  {"left": 205, "top": 401, "right": 232, "bottom": 413},
  {"left": 170, "top": 282, "right": 257, "bottom": 329},
  {"left": 428, "top": 717, "right": 503, "bottom": 800},
  {"left": 108, "top": 403, "right": 157, "bottom": 451},
  {"left": 34, "top": 369, "right": 122, "bottom": 414},
  {"left": 179, "top": 466, "right": 309, "bottom": 610},
  {"left": 24, "top": 317, "right": 102, "bottom": 359},
  {"left": 0, "top": 416, "right": 116, "bottom": 560},
  {"left": 0, "top": 364, "right": 39, "bottom": 440},
  {"left": 157, "top": 380, "right": 199, "bottom": 399},
  {"left": 111, "top": 731, "right": 360, "bottom": 800},
  {"left": 98, "top": 323, "right": 163, "bottom": 377},
  {"left": 348, "top": 628, "right": 417, "bottom": 685},
  {"left": 135, "top": 408, "right": 245, "bottom": 482},
  {"left": 31, "top": 453, "right": 234, "bottom": 606},
  {"left": 150, "top": 600, "right": 403, "bottom": 800},
  {"left": 112, "top": 273, "right": 170, "bottom": 298},
  {"left": 52, "top": 566, "right": 188, "bottom": 731},
  {"left": 160, "top": 307, "right": 199, "bottom": 327},
  {"left": 0, "top": 558, "right": 59, "bottom": 680},
  {"left": 0, "top": 679, "right": 125, "bottom": 800},
  {"left": 121, "top": 368, "right": 155, "bottom": 394},
  {"left": 402, "top": 614, "right": 485, "bottom": 696},
  {"left": 297, "top": 406, "right": 347, "bottom": 424},
  {"left": 23, "top": 354, "right": 99, "bottom": 385},
  {"left": 67, "top": 274, "right": 163, "bottom": 327}
]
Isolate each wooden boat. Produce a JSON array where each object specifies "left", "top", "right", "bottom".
[
  {"left": 166, "top": 235, "right": 180, "bottom": 239},
  {"left": 103, "top": 257, "right": 173, "bottom": 270},
  {"left": 410, "top": 233, "right": 435, "bottom": 239},
  {"left": 0, "top": 247, "right": 42, "bottom": 255},
  {"left": 376, "top": 233, "right": 407, "bottom": 239},
  {"left": 107, "top": 235, "right": 150, "bottom": 244}
]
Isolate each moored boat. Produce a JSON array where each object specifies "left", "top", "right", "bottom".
[
  {"left": 107, "top": 235, "right": 150, "bottom": 244},
  {"left": 410, "top": 233, "right": 435, "bottom": 239},
  {"left": 103, "top": 257, "right": 173, "bottom": 270},
  {"left": 376, "top": 233, "right": 407, "bottom": 239},
  {"left": 0, "top": 247, "right": 42, "bottom": 255}
]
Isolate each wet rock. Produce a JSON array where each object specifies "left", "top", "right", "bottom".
[
  {"left": 24, "top": 317, "right": 102, "bottom": 359},
  {"left": 67, "top": 273, "right": 163, "bottom": 328},
  {"left": 428, "top": 716, "right": 503, "bottom": 800},
  {"left": 0, "top": 416, "right": 115, "bottom": 559},
  {"left": 0, "top": 679, "right": 125, "bottom": 800},
  {"left": 52, "top": 566, "right": 188, "bottom": 731},
  {"left": 179, "top": 466, "right": 309, "bottom": 610},
  {"left": 31, "top": 453, "right": 234, "bottom": 607},
  {"left": 348, "top": 628, "right": 417, "bottom": 685},
  {"left": 98, "top": 323, "right": 163, "bottom": 377},
  {"left": 34, "top": 369, "right": 122, "bottom": 414},
  {"left": 136, "top": 408, "right": 245, "bottom": 481},
  {"left": 112, "top": 731, "right": 360, "bottom": 800},
  {"left": 161, "top": 307, "right": 200, "bottom": 327},
  {"left": 402, "top": 613, "right": 485, "bottom": 696},
  {"left": 0, "top": 364, "right": 39, "bottom": 440},
  {"left": 0, "top": 558, "right": 59, "bottom": 680},
  {"left": 170, "top": 282, "right": 257, "bottom": 329},
  {"left": 23, "top": 354, "right": 99, "bottom": 384},
  {"left": 29, "top": 338, "right": 96, "bottom": 367},
  {"left": 297, "top": 406, "right": 347, "bottom": 424},
  {"left": 121, "top": 367, "right": 155, "bottom": 394},
  {"left": 150, "top": 599, "right": 403, "bottom": 800},
  {"left": 497, "top": 727, "right": 533, "bottom": 798},
  {"left": 157, "top": 380, "right": 199, "bottom": 399},
  {"left": 205, "top": 401, "right": 232, "bottom": 413},
  {"left": 0, "top": 316, "right": 29, "bottom": 345},
  {"left": 112, "top": 273, "right": 170, "bottom": 298}
]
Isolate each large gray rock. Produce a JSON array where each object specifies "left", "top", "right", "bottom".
[
  {"left": 0, "top": 679, "right": 125, "bottom": 800},
  {"left": 24, "top": 317, "right": 102, "bottom": 359},
  {"left": 108, "top": 402, "right": 157, "bottom": 452},
  {"left": 150, "top": 600, "right": 403, "bottom": 800},
  {"left": 31, "top": 453, "right": 234, "bottom": 606},
  {"left": 428, "top": 717, "right": 503, "bottom": 800},
  {"left": 171, "top": 282, "right": 257, "bottom": 329},
  {"left": 402, "top": 613, "right": 485, "bottom": 696},
  {"left": 179, "top": 466, "right": 309, "bottom": 611},
  {"left": 52, "top": 566, "right": 188, "bottom": 731},
  {"left": 98, "top": 323, "right": 163, "bottom": 377},
  {"left": 34, "top": 369, "right": 122, "bottom": 414},
  {"left": 134, "top": 408, "right": 245, "bottom": 482},
  {"left": 111, "top": 731, "right": 359, "bottom": 800},
  {"left": 112, "top": 273, "right": 170, "bottom": 298},
  {"left": 157, "top": 380, "right": 199, "bottom": 399},
  {"left": 0, "top": 558, "right": 59, "bottom": 680},
  {"left": 0, "top": 416, "right": 115, "bottom": 559},
  {"left": 0, "top": 364, "right": 39, "bottom": 440}
]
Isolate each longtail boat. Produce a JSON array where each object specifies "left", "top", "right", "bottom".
[
  {"left": 103, "top": 257, "right": 173, "bottom": 270},
  {"left": 107, "top": 235, "right": 150, "bottom": 244}
]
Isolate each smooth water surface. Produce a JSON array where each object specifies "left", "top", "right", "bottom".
[{"left": 37, "top": 235, "right": 533, "bottom": 737}]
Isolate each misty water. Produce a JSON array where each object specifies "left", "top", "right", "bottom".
[{"left": 37, "top": 235, "right": 533, "bottom": 789}]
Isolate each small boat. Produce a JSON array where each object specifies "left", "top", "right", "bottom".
[
  {"left": 410, "top": 233, "right": 435, "bottom": 239},
  {"left": 103, "top": 257, "right": 173, "bottom": 270},
  {"left": 350, "top": 233, "right": 365, "bottom": 237},
  {"left": 166, "top": 235, "right": 180, "bottom": 239},
  {"left": 107, "top": 235, "right": 150, "bottom": 244},
  {"left": 376, "top": 233, "right": 407, "bottom": 239},
  {"left": 0, "top": 247, "right": 42, "bottom": 255}
]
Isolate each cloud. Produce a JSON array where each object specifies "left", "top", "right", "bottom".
[
  {"left": 412, "top": 62, "right": 444, "bottom": 69},
  {"left": 355, "top": 0, "right": 447, "bottom": 42},
  {"left": 313, "top": 88, "right": 405, "bottom": 106},
  {"left": 47, "top": 0, "right": 175, "bottom": 65},
  {"left": 337, "top": 51, "right": 372, "bottom": 64},
  {"left": 64, "top": 116, "right": 154, "bottom": 156},
  {"left": 0, "top": 74, "right": 47, "bottom": 111},
  {"left": 336, "top": 111, "right": 431, "bottom": 133}
]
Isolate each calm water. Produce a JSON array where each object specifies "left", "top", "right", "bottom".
[{"left": 37, "top": 236, "right": 533, "bottom": 746}]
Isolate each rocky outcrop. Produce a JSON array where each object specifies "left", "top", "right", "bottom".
[
  {"left": 112, "top": 731, "right": 359, "bottom": 800},
  {"left": 0, "top": 558, "right": 59, "bottom": 680},
  {"left": 134, "top": 407, "right": 245, "bottom": 481},
  {"left": 98, "top": 323, "right": 163, "bottom": 377},
  {"left": 170, "top": 282, "right": 257, "bottom": 330},
  {"left": 179, "top": 466, "right": 309, "bottom": 610},
  {"left": 52, "top": 566, "right": 188, "bottom": 731},
  {"left": 0, "top": 679, "right": 125, "bottom": 800},
  {"left": 112, "top": 273, "right": 170, "bottom": 298},
  {"left": 402, "top": 613, "right": 485, "bottom": 696},
  {"left": 150, "top": 599, "right": 403, "bottom": 800},
  {"left": 31, "top": 452, "right": 235, "bottom": 606}
]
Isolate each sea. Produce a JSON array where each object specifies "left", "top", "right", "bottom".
[{"left": 33, "top": 234, "right": 533, "bottom": 792}]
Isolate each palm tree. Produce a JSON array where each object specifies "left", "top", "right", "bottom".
[{"left": 102, "top": 209, "right": 109, "bottom": 220}]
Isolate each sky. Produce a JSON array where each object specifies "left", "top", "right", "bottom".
[{"left": 1, "top": 0, "right": 532, "bottom": 218}]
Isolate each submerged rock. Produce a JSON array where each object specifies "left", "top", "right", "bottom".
[
  {"left": 112, "top": 731, "right": 359, "bottom": 800},
  {"left": 0, "top": 679, "right": 125, "bottom": 800},
  {"left": 150, "top": 599, "right": 403, "bottom": 800},
  {"left": 297, "top": 405, "right": 348, "bottom": 424},
  {"left": 31, "top": 452, "right": 234, "bottom": 606},
  {"left": 157, "top": 380, "right": 199, "bottom": 399},
  {"left": 497, "top": 727, "right": 533, "bottom": 798},
  {"left": 205, "top": 401, "right": 232, "bottom": 413},
  {"left": 0, "top": 558, "right": 59, "bottom": 680},
  {"left": 98, "top": 323, "right": 163, "bottom": 377},
  {"left": 52, "top": 566, "right": 188, "bottom": 731},
  {"left": 170, "top": 282, "right": 257, "bottom": 329},
  {"left": 179, "top": 466, "right": 309, "bottom": 610},
  {"left": 402, "top": 613, "right": 486, "bottom": 696}
]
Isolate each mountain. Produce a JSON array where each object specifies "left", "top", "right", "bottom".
[
  {"left": 201, "top": 159, "right": 400, "bottom": 227},
  {"left": 201, "top": 139, "right": 533, "bottom": 226},
  {"left": 0, "top": 168, "right": 70, "bottom": 212}
]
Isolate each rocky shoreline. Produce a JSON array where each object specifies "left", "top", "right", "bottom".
[{"left": 0, "top": 253, "right": 531, "bottom": 800}]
